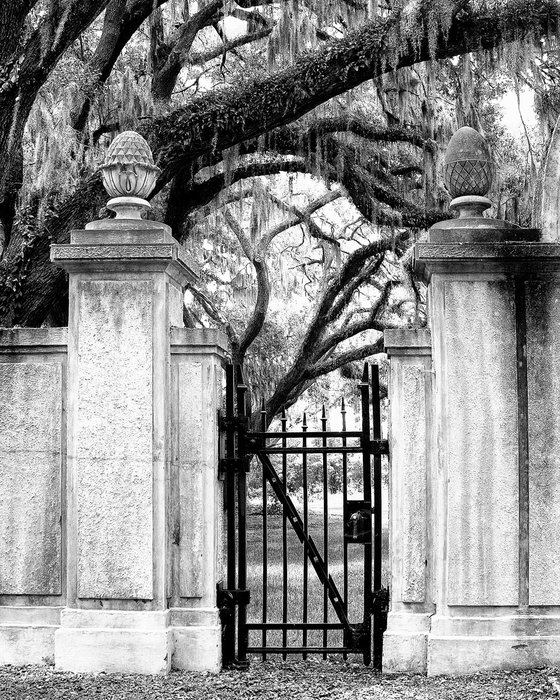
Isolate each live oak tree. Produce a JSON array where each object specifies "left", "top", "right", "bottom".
[{"left": 0, "top": 0, "right": 559, "bottom": 418}]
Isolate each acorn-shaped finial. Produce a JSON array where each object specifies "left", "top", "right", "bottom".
[
  {"left": 443, "top": 126, "right": 494, "bottom": 218},
  {"left": 428, "top": 125, "right": 533, "bottom": 238},
  {"left": 100, "top": 131, "right": 161, "bottom": 219}
]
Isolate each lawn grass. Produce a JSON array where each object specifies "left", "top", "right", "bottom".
[{"left": 245, "top": 502, "right": 389, "bottom": 656}]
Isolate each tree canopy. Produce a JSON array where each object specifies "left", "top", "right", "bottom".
[{"left": 1, "top": 0, "right": 559, "bottom": 418}]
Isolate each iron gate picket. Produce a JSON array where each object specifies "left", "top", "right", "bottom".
[{"left": 217, "top": 363, "right": 389, "bottom": 669}]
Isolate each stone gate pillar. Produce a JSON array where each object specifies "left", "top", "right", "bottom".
[
  {"left": 48, "top": 132, "right": 224, "bottom": 673},
  {"left": 411, "top": 126, "right": 560, "bottom": 675},
  {"left": 383, "top": 329, "right": 434, "bottom": 673}
]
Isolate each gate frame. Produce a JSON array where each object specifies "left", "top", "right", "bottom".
[{"left": 218, "top": 363, "right": 389, "bottom": 668}]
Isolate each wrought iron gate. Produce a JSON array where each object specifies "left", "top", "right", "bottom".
[{"left": 218, "top": 364, "right": 389, "bottom": 669}]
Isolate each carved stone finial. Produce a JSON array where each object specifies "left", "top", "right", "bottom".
[
  {"left": 428, "top": 125, "right": 539, "bottom": 240},
  {"left": 444, "top": 126, "right": 494, "bottom": 219},
  {"left": 100, "top": 131, "right": 161, "bottom": 219}
]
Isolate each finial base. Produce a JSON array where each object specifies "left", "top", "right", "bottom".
[
  {"left": 107, "top": 196, "right": 151, "bottom": 220},
  {"left": 449, "top": 195, "right": 492, "bottom": 218}
]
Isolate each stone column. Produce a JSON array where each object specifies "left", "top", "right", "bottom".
[
  {"left": 382, "top": 329, "right": 434, "bottom": 673},
  {"left": 169, "top": 328, "right": 227, "bottom": 672},
  {"left": 415, "top": 126, "right": 560, "bottom": 675},
  {"left": 51, "top": 132, "right": 200, "bottom": 674}
]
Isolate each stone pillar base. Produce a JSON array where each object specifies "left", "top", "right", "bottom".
[
  {"left": 55, "top": 610, "right": 172, "bottom": 675},
  {"left": 0, "top": 607, "right": 61, "bottom": 666},
  {"left": 427, "top": 615, "right": 560, "bottom": 675},
  {"left": 170, "top": 608, "right": 221, "bottom": 672},
  {"left": 383, "top": 612, "right": 431, "bottom": 673}
]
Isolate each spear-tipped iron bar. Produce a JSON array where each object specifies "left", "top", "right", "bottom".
[
  {"left": 260, "top": 400, "right": 268, "bottom": 661},
  {"left": 322, "top": 405, "right": 328, "bottom": 659},
  {"left": 360, "top": 363, "right": 373, "bottom": 667},
  {"left": 341, "top": 397, "right": 348, "bottom": 660},
  {"left": 302, "top": 412, "right": 308, "bottom": 659},
  {"left": 281, "top": 407, "right": 288, "bottom": 660},
  {"left": 371, "top": 363, "right": 384, "bottom": 670},
  {"left": 224, "top": 364, "right": 236, "bottom": 666},
  {"left": 236, "top": 366, "right": 249, "bottom": 666}
]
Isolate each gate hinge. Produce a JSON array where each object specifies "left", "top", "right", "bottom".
[
  {"left": 371, "top": 586, "right": 390, "bottom": 614},
  {"left": 343, "top": 623, "right": 370, "bottom": 652},
  {"left": 220, "top": 415, "right": 249, "bottom": 432},
  {"left": 217, "top": 587, "right": 251, "bottom": 609},
  {"left": 370, "top": 438, "right": 390, "bottom": 455},
  {"left": 219, "top": 456, "right": 251, "bottom": 476}
]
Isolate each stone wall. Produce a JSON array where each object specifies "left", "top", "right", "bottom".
[{"left": 0, "top": 328, "right": 67, "bottom": 664}]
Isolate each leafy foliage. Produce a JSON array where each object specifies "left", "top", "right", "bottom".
[{"left": 1, "top": 0, "right": 560, "bottom": 416}]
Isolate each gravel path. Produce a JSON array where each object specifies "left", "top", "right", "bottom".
[{"left": 2, "top": 663, "right": 559, "bottom": 700}]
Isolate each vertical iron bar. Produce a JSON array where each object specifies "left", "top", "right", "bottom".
[
  {"left": 341, "top": 397, "right": 348, "bottom": 661},
  {"left": 302, "top": 412, "right": 309, "bottom": 658},
  {"left": 281, "top": 407, "right": 288, "bottom": 659},
  {"left": 371, "top": 363, "right": 383, "bottom": 669},
  {"left": 321, "top": 405, "right": 328, "bottom": 659},
  {"left": 260, "top": 400, "right": 268, "bottom": 661},
  {"left": 360, "top": 364, "right": 373, "bottom": 666},
  {"left": 236, "top": 366, "right": 249, "bottom": 667},
  {"left": 224, "top": 364, "right": 237, "bottom": 666}
]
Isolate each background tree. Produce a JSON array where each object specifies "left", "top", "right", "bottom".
[{"left": 0, "top": 0, "right": 558, "bottom": 420}]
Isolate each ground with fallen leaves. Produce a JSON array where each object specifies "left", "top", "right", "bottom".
[{"left": 2, "top": 662, "right": 560, "bottom": 699}]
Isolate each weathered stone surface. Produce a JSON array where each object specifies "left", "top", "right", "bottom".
[
  {"left": 169, "top": 283, "right": 184, "bottom": 328},
  {"left": 173, "top": 625, "right": 221, "bottom": 672},
  {"left": 383, "top": 612, "right": 431, "bottom": 674},
  {"left": 526, "top": 280, "right": 560, "bottom": 605},
  {"left": 444, "top": 280, "right": 519, "bottom": 606},
  {"left": 400, "top": 364, "right": 427, "bottom": 603},
  {"left": 0, "top": 607, "right": 61, "bottom": 666},
  {"left": 178, "top": 363, "right": 204, "bottom": 598},
  {"left": 76, "top": 280, "right": 153, "bottom": 599},
  {"left": 55, "top": 628, "right": 171, "bottom": 674},
  {"left": 384, "top": 329, "right": 433, "bottom": 674},
  {"left": 428, "top": 634, "right": 560, "bottom": 676},
  {"left": 0, "top": 362, "right": 63, "bottom": 595}
]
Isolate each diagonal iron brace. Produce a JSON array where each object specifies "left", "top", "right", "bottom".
[{"left": 257, "top": 450, "right": 352, "bottom": 634}]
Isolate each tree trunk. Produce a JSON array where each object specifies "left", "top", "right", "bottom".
[{"left": 1, "top": 0, "right": 559, "bottom": 325}]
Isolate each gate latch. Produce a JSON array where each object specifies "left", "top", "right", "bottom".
[{"left": 344, "top": 500, "right": 371, "bottom": 543}]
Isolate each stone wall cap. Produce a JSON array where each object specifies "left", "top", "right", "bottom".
[
  {"left": 72, "top": 227, "right": 174, "bottom": 245},
  {"left": 428, "top": 227, "right": 540, "bottom": 243},
  {"left": 415, "top": 241, "right": 560, "bottom": 280},
  {"left": 384, "top": 328, "right": 431, "bottom": 356},
  {"left": 417, "top": 241, "right": 560, "bottom": 259},
  {"left": 0, "top": 327, "right": 68, "bottom": 347},
  {"left": 51, "top": 241, "right": 200, "bottom": 282},
  {"left": 170, "top": 327, "right": 230, "bottom": 356}
]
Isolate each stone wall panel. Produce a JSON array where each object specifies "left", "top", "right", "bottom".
[
  {"left": 76, "top": 280, "right": 154, "bottom": 600},
  {"left": 0, "top": 362, "right": 63, "bottom": 595},
  {"left": 445, "top": 279, "right": 519, "bottom": 606}
]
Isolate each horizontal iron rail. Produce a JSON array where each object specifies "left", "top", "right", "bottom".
[
  {"left": 257, "top": 440, "right": 388, "bottom": 455},
  {"left": 249, "top": 431, "right": 362, "bottom": 439},
  {"left": 246, "top": 623, "right": 343, "bottom": 630},
  {"left": 246, "top": 647, "right": 353, "bottom": 655}
]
